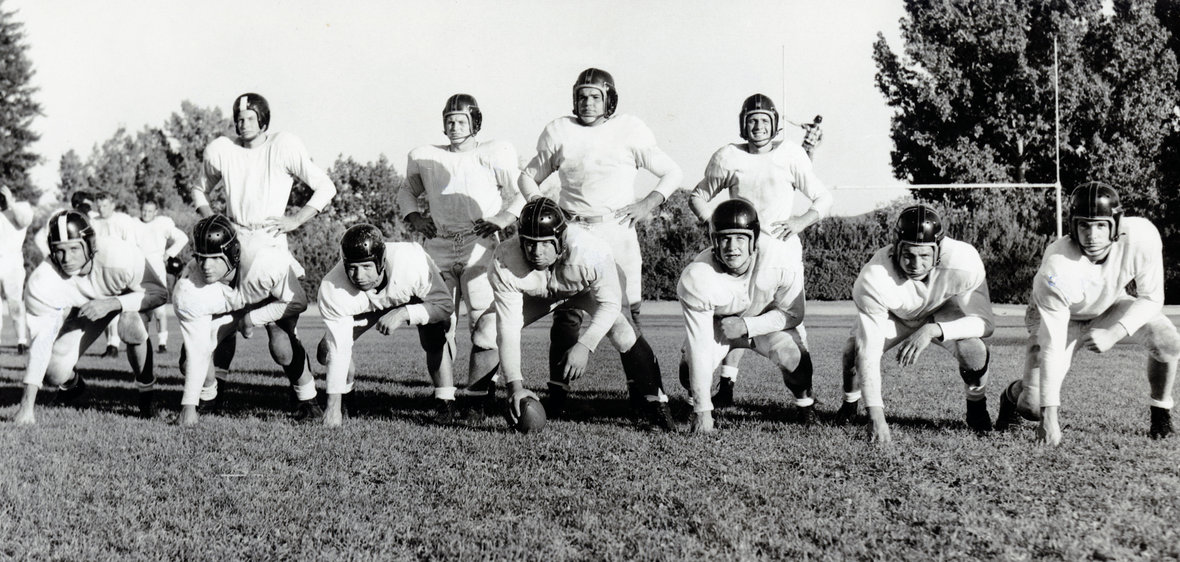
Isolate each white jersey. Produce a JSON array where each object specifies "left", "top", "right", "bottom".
[
  {"left": 400, "top": 141, "right": 524, "bottom": 231},
  {"left": 523, "top": 115, "right": 680, "bottom": 217},
  {"left": 194, "top": 131, "right": 337, "bottom": 228},
  {"left": 491, "top": 225, "right": 621, "bottom": 383},
  {"left": 25, "top": 237, "right": 166, "bottom": 318},
  {"left": 317, "top": 243, "right": 452, "bottom": 394},
  {"left": 137, "top": 215, "right": 188, "bottom": 260},
  {"left": 694, "top": 140, "right": 832, "bottom": 231},
  {"left": 0, "top": 201, "right": 33, "bottom": 258},
  {"left": 92, "top": 212, "right": 140, "bottom": 243},
  {"left": 1031, "top": 217, "right": 1164, "bottom": 400}
]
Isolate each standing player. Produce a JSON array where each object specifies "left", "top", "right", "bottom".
[
  {"left": 838, "top": 205, "right": 995, "bottom": 443},
  {"left": 93, "top": 191, "right": 145, "bottom": 358},
  {"left": 492, "top": 198, "right": 674, "bottom": 431},
  {"left": 173, "top": 214, "right": 320, "bottom": 426},
  {"left": 518, "top": 68, "right": 683, "bottom": 397},
  {"left": 316, "top": 224, "right": 454, "bottom": 427},
  {"left": 799, "top": 115, "right": 823, "bottom": 159},
  {"left": 13, "top": 210, "right": 166, "bottom": 425},
  {"left": 997, "top": 182, "right": 1179, "bottom": 445},
  {"left": 677, "top": 199, "right": 814, "bottom": 433},
  {"left": 399, "top": 94, "right": 524, "bottom": 408},
  {"left": 0, "top": 185, "right": 33, "bottom": 354},
  {"left": 137, "top": 197, "right": 189, "bottom": 353},
  {"left": 689, "top": 94, "right": 832, "bottom": 409}
]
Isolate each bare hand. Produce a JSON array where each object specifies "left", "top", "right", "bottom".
[
  {"left": 264, "top": 215, "right": 303, "bottom": 236},
  {"left": 771, "top": 217, "right": 809, "bottom": 240},
  {"left": 375, "top": 308, "right": 409, "bottom": 336},
  {"left": 0, "top": 185, "right": 12, "bottom": 207},
  {"left": 472, "top": 216, "right": 508, "bottom": 239},
  {"left": 562, "top": 343, "right": 591, "bottom": 381},
  {"left": 406, "top": 213, "right": 437, "bottom": 238},
  {"left": 690, "top": 410, "right": 715, "bottom": 433},
  {"left": 324, "top": 394, "right": 343, "bottom": 428},
  {"left": 509, "top": 387, "right": 540, "bottom": 420},
  {"left": 1037, "top": 406, "right": 1062, "bottom": 446},
  {"left": 78, "top": 298, "right": 121, "bottom": 322},
  {"left": 614, "top": 197, "right": 658, "bottom": 228},
  {"left": 1081, "top": 326, "right": 1125, "bottom": 354},
  {"left": 868, "top": 407, "right": 891, "bottom": 444},
  {"left": 719, "top": 317, "right": 749, "bottom": 340},
  {"left": 237, "top": 313, "right": 255, "bottom": 339},
  {"left": 896, "top": 324, "right": 940, "bottom": 367}
]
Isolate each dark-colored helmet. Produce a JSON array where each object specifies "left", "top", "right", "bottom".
[
  {"left": 813, "top": 115, "right": 823, "bottom": 123},
  {"left": 47, "top": 210, "right": 97, "bottom": 270},
  {"left": 571, "top": 68, "right": 618, "bottom": 119},
  {"left": 443, "top": 94, "right": 482, "bottom": 136},
  {"left": 233, "top": 93, "right": 271, "bottom": 135},
  {"left": 739, "top": 94, "right": 780, "bottom": 141},
  {"left": 710, "top": 198, "right": 761, "bottom": 262},
  {"left": 1069, "top": 181, "right": 1122, "bottom": 243},
  {"left": 70, "top": 190, "right": 95, "bottom": 215},
  {"left": 518, "top": 197, "right": 568, "bottom": 253},
  {"left": 893, "top": 204, "right": 944, "bottom": 269},
  {"left": 341, "top": 224, "right": 387, "bottom": 275},
  {"left": 192, "top": 214, "right": 241, "bottom": 269}
]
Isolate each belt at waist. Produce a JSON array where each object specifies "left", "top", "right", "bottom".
[{"left": 566, "top": 212, "right": 610, "bottom": 224}]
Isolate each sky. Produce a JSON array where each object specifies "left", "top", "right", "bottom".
[{"left": 7, "top": 0, "right": 913, "bottom": 216}]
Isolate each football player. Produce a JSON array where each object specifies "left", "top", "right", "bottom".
[
  {"left": 93, "top": 191, "right": 145, "bottom": 358},
  {"left": 689, "top": 94, "right": 832, "bottom": 410},
  {"left": 491, "top": 197, "right": 674, "bottom": 431},
  {"left": 0, "top": 185, "right": 33, "bottom": 355},
  {"left": 173, "top": 214, "right": 320, "bottom": 426},
  {"left": 997, "top": 182, "right": 1179, "bottom": 445},
  {"left": 399, "top": 94, "right": 523, "bottom": 411},
  {"left": 34, "top": 190, "right": 97, "bottom": 267},
  {"left": 677, "top": 199, "right": 814, "bottom": 433},
  {"left": 137, "top": 197, "right": 189, "bottom": 353},
  {"left": 838, "top": 205, "right": 995, "bottom": 443},
  {"left": 12, "top": 210, "right": 166, "bottom": 425},
  {"left": 316, "top": 224, "right": 454, "bottom": 427},
  {"left": 518, "top": 68, "right": 683, "bottom": 404}
]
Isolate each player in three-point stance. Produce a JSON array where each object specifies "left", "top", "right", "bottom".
[
  {"left": 678, "top": 198, "right": 814, "bottom": 433},
  {"left": 136, "top": 197, "right": 189, "bottom": 353},
  {"left": 518, "top": 68, "right": 683, "bottom": 410},
  {"left": 491, "top": 198, "right": 674, "bottom": 431},
  {"left": 316, "top": 224, "right": 454, "bottom": 427},
  {"left": 400, "top": 94, "right": 524, "bottom": 414},
  {"left": 689, "top": 94, "right": 831, "bottom": 410},
  {"left": 0, "top": 185, "right": 34, "bottom": 355},
  {"left": 12, "top": 210, "right": 166, "bottom": 425},
  {"left": 173, "top": 214, "right": 320, "bottom": 426},
  {"left": 996, "top": 182, "right": 1179, "bottom": 445},
  {"left": 837, "top": 205, "right": 995, "bottom": 443}
]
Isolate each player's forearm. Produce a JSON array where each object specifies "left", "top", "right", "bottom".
[
  {"left": 687, "top": 190, "right": 710, "bottom": 223},
  {"left": 517, "top": 169, "right": 545, "bottom": 201},
  {"left": 744, "top": 310, "right": 789, "bottom": 338},
  {"left": 190, "top": 187, "right": 213, "bottom": 216},
  {"left": 248, "top": 298, "right": 305, "bottom": 327},
  {"left": 324, "top": 333, "right": 353, "bottom": 395},
  {"left": 302, "top": 166, "right": 338, "bottom": 212},
  {"left": 937, "top": 316, "right": 990, "bottom": 342},
  {"left": 647, "top": 153, "right": 683, "bottom": 201},
  {"left": 578, "top": 303, "right": 618, "bottom": 352},
  {"left": 1118, "top": 298, "right": 1164, "bottom": 337},
  {"left": 21, "top": 312, "right": 66, "bottom": 387}
]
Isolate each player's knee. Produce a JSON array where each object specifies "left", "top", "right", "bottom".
[
  {"left": 956, "top": 338, "right": 989, "bottom": 371},
  {"left": 316, "top": 337, "right": 331, "bottom": 366},
  {"left": 769, "top": 340, "right": 803, "bottom": 372},
  {"left": 45, "top": 362, "right": 75, "bottom": 387},
  {"left": 117, "top": 312, "right": 148, "bottom": 345},
  {"left": 418, "top": 322, "right": 449, "bottom": 353},
  {"left": 471, "top": 314, "right": 497, "bottom": 350},
  {"left": 1147, "top": 320, "right": 1180, "bottom": 362},
  {"left": 606, "top": 321, "right": 638, "bottom": 352},
  {"left": 782, "top": 352, "right": 814, "bottom": 391}
]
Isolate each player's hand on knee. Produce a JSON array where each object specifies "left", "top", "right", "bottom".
[
  {"left": 472, "top": 216, "right": 507, "bottom": 238},
  {"left": 895, "top": 324, "right": 939, "bottom": 367},
  {"left": 690, "top": 410, "right": 715, "bottom": 433},
  {"left": 78, "top": 298, "right": 121, "bottom": 321},
  {"left": 719, "top": 317, "right": 749, "bottom": 341},
  {"left": 562, "top": 343, "right": 591, "bottom": 381},
  {"left": 376, "top": 308, "right": 409, "bottom": 336},
  {"left": 1081, "top": 326, "right": 1125, "bottom": 354}
]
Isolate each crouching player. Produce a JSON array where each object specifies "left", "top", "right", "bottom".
[
  {"left": 838, "top": 205, "right": 995, "bottom": 443},
  {"left": 678, "top": 199, "right": 814, "bottom": 433},
  {"left": 492, "top": 198, "right": 674, "bottom": 431},
  {"left": 13, "top": 211, "right": 166, "bottom": 424},
  {"left": 316, "top": 224, "right": 454, "bottom": 427},
  {"left": 173, "top": 214, "right": 319, "bottom": 426},
  {"left": 998, "top": 182, "right": 1179, "bottom": 445}
]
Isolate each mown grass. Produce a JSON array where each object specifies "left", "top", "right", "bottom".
[{"left": 1, "top": 309, "right": 1178, "bottom": 560}]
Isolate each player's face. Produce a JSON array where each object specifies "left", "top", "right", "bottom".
[
  {"left": 140, "top": 202, "right": 158, "bottom": 222},
  {"left": 236, "top": 109, "right": 263, "bottom": 141},
  {"left": 96, "top": 198, "right": 115, "bottom": 218},
  {"left": 575, "top": 87, "right": 606, "bottom": 125},
  {"left": 744, "top": 114, "right": 774, "bottom": 146},
  {"left": 716, "top": 233, "right": 753, "bottom": 274},
  {"left": 1075, "top": 219, "right": 1113, "bottom": 260},
  {"left": 897, "top": 243, "right": 937, "bottom": 280},
  {"left": 52, "top": 240, "right": 89, "bottom": 275},
  {"left": 345, "top": 261, "right": 383, "bottom": 291},
  {"left": 444, "top": 114, "right": 472, "bottom": 143},
  {"left": 522, "top": 238, "right": 559, "bottom": 271},
  {"left": 196, "top": 255, "right": 232, "bottom": 283}
]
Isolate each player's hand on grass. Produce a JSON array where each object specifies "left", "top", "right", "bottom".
[
  {"left": 78, "top": 298, "right": 121, "bottom": 321},
  {"left": 13, "top": 404, "right": 35, "bottom": 425},
  {"left": 562, "top": 342, "right": 591, "bottom": 381},
  {"left": 771, "top": 216, "right": 809, "bottom": 240},
  {"left": 264, "top": 214, "right": 303, "bottom": 236},
  {"left": 1080, "top": 325, "right": 1126, "bottom": 354},
  {"left": 896, "top": 324, "right": 941, "bottom": 367},
  {"left": 179, "top": 405, "right": 199, "bottom": 427},
  {"left": 1037, "top": 406, "right": 1062, "bottom": 446},
  {"left": 324, "top": 394, "right": 343, "bottom": 428},
  {"left": 406, "top": 212, "right": 437, "bottom": 239},
  {"left": 719, "top": 317, "right": 749, "bottom": 340},
  {"left": 375, "top": 308, "right": 410, "bottom": 336},
  {"left": 690, "top": 410, "right": 715, "bottom": 433},
  {"left": 868, "top": 407, "right": 891, "bottom": 444}
]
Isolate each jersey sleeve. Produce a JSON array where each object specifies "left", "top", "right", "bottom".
[
  {"left": 492, "top": 261, "right": 526, "bottom": 384},
  {"left": 576, "top": 256, "right": 623, "bottom": 352},
  {"left": 279, "top": 134, "right": 337, "bottom": 212},
  {"left": 193, "top": 140, "right": 224, "bottom": 210},
  {"left": 682, "top": 301, "right": 719, "bottom": 413},
  {"left": 1030, "top": 262, "right": 1076, "bottom": 409},
  {"left": 164, "top": 218, "right": 189, "bottom": 258},
  {"left": 852, "top": 270, "right": 893, "bottom": 410},
  {"left": 744, "top": 265, "right": 805, "bottom": 338},
  {"left": 1119, "top": 221, "right": 1166, "bottom": 335},
  {"left": 692, "top": 148, "right": 735, "bottom": 205},
  {"left": 521, "top": 122, "right": 560, "bottom": 188},
  {"left": 405, "top": 251, "right": 453, "bottom": 326},
  {"left": 630, "top": 121, "right": 682, "bottom": 201},
  {"left": 246, "top": 261, "right": 308, "bottom": 327},
  {"left": 790, "top": 150, "right": 832, "bottom": 218},
  {"left": 399, "top": 152, "right": 427, "bottom": 218},
  {"left": 491, "top": 142, "right": 526, "bottom": 218},
  {"left": 937, "top": 259, "right": 994, "bottom": 341}
]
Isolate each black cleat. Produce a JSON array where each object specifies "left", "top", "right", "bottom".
[
  {"left": 138, "top": 390, "right": 156, "bottom": 419},
  {"left": 433, "top": 399, "right": 457, "bottom": 424},
  {"left": 834, "top": 400, "right": 860, "bottom": 425},
  {"left": 543, "top": 386, "right": 568, "bottom": 420},
  {"left": 1150, "top": 406, "right": 1173, "bottom": 440},
  {"left": 157, "top": 344, "right": 167, "bottom": 354},
  {"left": 50, "top": 375, "right": 88, "bottom": 406},
  {"left": 796, "top": 404, "right": 817, "bottom": 426},
  {"left": 995, "top": 381, "right": 1023, "bottom": 432},
  {"left": 292, "top": 398, "right": 324, "bottom": 423},
  {"left": 196, "top": 380, "right": 229, "bottom": 414},
  {"left": 102, "top": 345, "right": 120, "bottom": 359},
  {"left": 966, "top": 398, "right": 993, "bottom": 433},
  {"left": 644, "top": 401, "right": 676, "bottom": 432},
  {"left": 712, "top": 378, "right": 735, "bottom": 409},
  {"left": 15, "top": 343, "right": 27, "bottom": 355}
]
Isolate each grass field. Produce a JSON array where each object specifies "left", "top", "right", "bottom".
[{"left": 1, "top": 305, "right": 1178, "bottom": 560}]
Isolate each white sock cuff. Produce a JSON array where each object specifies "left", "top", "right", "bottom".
[
  {"left": 199, "top": 380, "right": 218, "bottom": 401},
  {"left": 136, "top": 380, "right": 156, "bottom": 392},
  {"left": 434, "top": 386, "right": 457, "bottom": 401},
  {"left": 294, "top": 381, "right": 317, "bottom": 401},
  {"left": 1150, "top": 397, "right": 1175, "bottom": 409},
  {"left": 843, "top": 390, "right": 862, "bottom": 403},
  {"left": 341, "top": 381, "right": 354, "bottom": 395},
  {"left": 795, "top": 396, "right": 815, "bottom": 408},
  {"left": 719, "top": 365, "right": 740, "bottom": 380},
  {"left": 645, "top": 389, "right": 669, "bottom": 403}
]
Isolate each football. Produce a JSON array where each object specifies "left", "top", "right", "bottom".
[{"left": 515, "top": 396, "right": 547, "bottom": 434}]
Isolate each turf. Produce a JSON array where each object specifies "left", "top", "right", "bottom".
[{"left": 1, "top": 308, "right": 1178, "bottom": 560}]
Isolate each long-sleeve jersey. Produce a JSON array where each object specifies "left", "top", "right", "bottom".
[
  {"left": 677, "top": 236, "right": 805, "bottom": 410},
  {"left": 92, "top": 212, "right": 141, "bottom": 243},
  {"left": 692, "top": 140, "right": 832, "bottom": 232},
  {"left": 0, "top": 200, "right": 33, "bottom": 257},
  {"left": 400, "top": 141, "right": 524, "bottom": 231},
  {"left": 852, "top": 238, "right": 993, "bottom": 409},
  {"left": 521, "top": 115, "right": 681, "bottom": 216},
  {"left": 317, "top": 243, "right": 452, "bottom": 394},
  {"left": 1031, "top": 217, "right": 1164, "bottom": 408},
  {"left": 193, "top": 131, "right": 337, "bottom": 227},
  {"left": 137, "top": 215, "right": 189, "bottom": 259},
  {"left": 491, "top": 225, "right": 621, "bottom": 384}
]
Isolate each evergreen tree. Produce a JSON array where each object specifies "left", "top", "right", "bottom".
[{"left": 0, "top": 1, "right": 41, "bottom": 199}]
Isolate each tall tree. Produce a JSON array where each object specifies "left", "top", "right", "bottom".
[
  {"left": 133, "top": 126, "right": 181, "bottom": 210},
  {"left": 57, "top": 149, "right": 87, "bottom": 200},
  {"left": 163, "top": 101, "right": 228, "bottom": 207},
  {"left": 86, "top": 127, "right": 138, "bottom": 209},
  {"left": 0, "top": 1, "right": 41, "bottom": 199}
]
